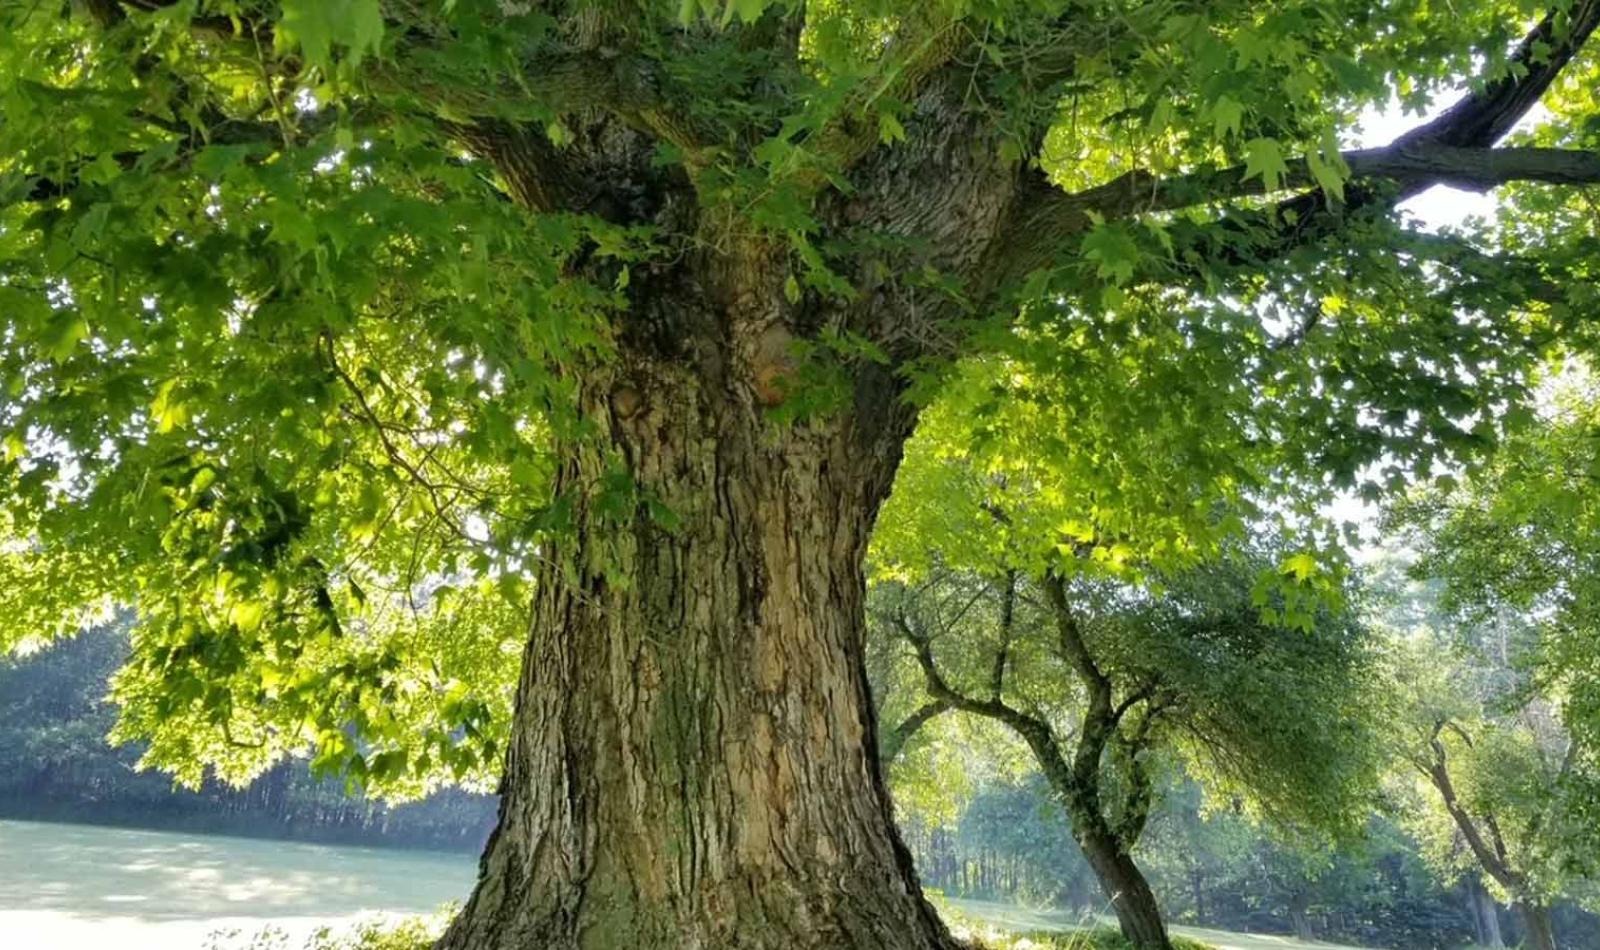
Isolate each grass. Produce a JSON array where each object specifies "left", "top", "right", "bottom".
[
  {"left": 205, "top": 915, "right": 445, "bottom": 950},
  {"left": 939, "top": 897, "right": 1384, "bottom": 950},
  {"left": 194, "top": 895, "right": 1386, "bottom": 950},
  {"left": 935, "top": 897, "right": 1215, "bottom": 950}
]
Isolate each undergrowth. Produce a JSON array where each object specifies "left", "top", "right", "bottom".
[
  {"left": 967, "top": 928, "right": 1217, "bottom": 950},
  {"left": 205, "top": 912, "right": 447, "bottom": 950}
]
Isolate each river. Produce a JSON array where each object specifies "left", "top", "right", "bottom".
[{"left": 0, "top": 818, "right": 477, "bottom": 949}]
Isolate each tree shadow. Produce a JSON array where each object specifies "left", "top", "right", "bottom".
[{"left": 0, "top": 819, "right": 474, "bottom": 923}]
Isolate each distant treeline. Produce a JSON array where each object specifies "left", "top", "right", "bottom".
[
  {"left": 901, "top": 776, "right": 1600, "bottom": 950},
  {"left": 0, "top": 625, "right": 497, "bottom": 853}
]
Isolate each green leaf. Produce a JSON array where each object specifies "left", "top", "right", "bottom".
[
  {"left": 1281, "top": 552, "right": 1318, "bottom": 582},
  {"left": 280, "top": 0, "right": 384, "bottom": 70},
  {"left": 1210, "top": 95, "right": 1245, "bottom": 141},
  {"left": 878, "top": 111, "right": 907, "bottom": 145},
  {"left": 42, "top": 314, "right": 88, "bottom": 362},
  {"left": 229, "top": 601, "right": 267, "bottom": 633},
  {"left": 1242, "top": 137, "right": 1290, "bottom": 193},
  {"left": 1081, "top": 222, "right": 1141, "bottom": 285}
]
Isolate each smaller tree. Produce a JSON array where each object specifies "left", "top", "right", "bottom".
[
  {"left": 871, "top": 552, "right": 1380, "bottom": 950},
  {"left": 1384, "top": 627, "right": 1595, "bottom": 950},
  {"left": 1380, "top": 382, "right": 1600, "bottom": 950}
]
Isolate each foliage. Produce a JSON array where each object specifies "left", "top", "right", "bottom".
[
  {"left": 1368, "top": 547, "right": 1600, "bottom": 924},
  {"left": 869, "top": 535, "right": 1383, "bottom": 948},
  {"left": 0, "top": 622, "right": 495, "bottom": 849},
  {"left": 873, "top": 546, "right": 1382, "bottom": 839},
  {"left": 0, "top": 0, "right": 1596, "bottom": 828},
  {"left": 899, "top": 771, "right": 1103, "bottom": 910},
  {"left": 206, "top": 913, "right": 449, "bottom": 950},
  {"left": 1140, "top": 786, "right": 1480, "bottom": 950},
  {"left": 1395, "top": 371, "right": 1600, "bottom": 779}
]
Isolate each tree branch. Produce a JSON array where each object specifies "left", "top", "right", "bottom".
[
  {"left": 1425, "top": 719, "right": 1522, "bottom": 894},
  {"left": 374, "top": 49, "right": 714, "bottom": 159},
  {"left": 796, "top": 10, "right": 966, "bottom": 190},
  {"left": 894, "top": 606, "right": 1065, "bottom": 769},
  {"left": 878, "top": 700, "right": 952, "bottom": 766},
  {"left": 995, "top": 144, "right": 1600, "bottom": 279},
  {"left": 1393, "top": 0, "right": 1600, "bottom": 154},
  {"left": 987, "top": 0, "right": 1600, "bottom": 285},
  {"left": 1042, "top": 571, "right": 1111, "bottom": 711},
  {"left": 1108, "top": 714, "right": 1158, "bottom": 849},
  {"left": 990, "top": 569, "right": 1018, "bottom": 700}
]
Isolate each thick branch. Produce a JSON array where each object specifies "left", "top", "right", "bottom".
[
  {"left": 797, "top": 10, "right": 965, "bottom": 189},
  {"left": 997, "top": 144, "right": 1600, "bottom": 278},
  {"left": 878, "top": 700, "right": 952, "bottom": 766},
  {"left": 1133, "top": 146, "right": 1594, "bottom": 218},
  {"left": 1041, "top": 571, "right": 1128, "bottom": 819},
  {"left": 1425, "top": 721, "right": 1521, "bottom": 894},
  {"left": 1394, "top": 0, "right": 1600, "bottom": 153},
  {"left": 990, "top": 569, "right": 1018, "bottom": 700},
  {"left": 376, "top": 50, "right": 713, "bottom": 158},
  {"left": 1108, "top": 718, "right": 1158, "bottom": 848},
  {"left": 895, "top": 611, "right": 1067, "bottom": 775},
  {"left": 1042, "top": 572, "right": 1111, "bottom": 712}
]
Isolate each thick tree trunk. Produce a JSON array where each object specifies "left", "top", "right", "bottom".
[
  {"left": 438, "top": 344, "right": 958, "bottom": 949},
  {"left": 1076, "top": 825, "right": 1171, "bottom": 950},
  {"left": 1515, "top": 902, "right": 1557, "bottom": 950}
]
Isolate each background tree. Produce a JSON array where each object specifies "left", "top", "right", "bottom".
[
  {"left": 0, "top": 622, "right": 497, "bottom": 849},
  {"left": 1373, "top": 532, "right": 1600, "bottom": 950},
  {"left": 4, "top": 1, "right": 1600, "bottom": 947},
  {"left": 1399, "top": 371, "right": 1600, "bottom": 793},
  {"left": 869, "top": 535, "right": 1382, "bottom": 949}
]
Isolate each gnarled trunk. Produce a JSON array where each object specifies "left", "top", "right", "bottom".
[
  {"left": 439, "top": 341, "right": 957, "bottom": 949},
  {"left": 1076, "top": 824, "right": 1171, "bottom": 950}
]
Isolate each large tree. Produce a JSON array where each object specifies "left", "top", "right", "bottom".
[{"left": 3, "top": 1, "right": 1599, "bottom": 948}]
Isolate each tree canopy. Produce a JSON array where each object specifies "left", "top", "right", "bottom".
[
  {"left": 5, "top": 0, "right": 1599, "bottom": 796},
  {"left": 3, "top": 1, "right": 1600, "bottom": 947}
]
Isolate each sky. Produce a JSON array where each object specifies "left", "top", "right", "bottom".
[
  {"left": 1350, "top": 98, "right": 1545, "bottom": 229},
  {"left": 1320, "top": 97, "right": 1551, "bottom": 555}
]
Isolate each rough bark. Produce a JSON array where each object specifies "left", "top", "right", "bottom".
[
  {"left": 437, "top": 328, "right": 965, "bottom": 949},
  {"left": 1286, "top": 892, "right": 1316, "bottom": 943},
  {"left": 429, "top": 40, "right": 1019, "bottom": 946}
]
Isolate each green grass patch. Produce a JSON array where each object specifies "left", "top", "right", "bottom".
[
  {"left": 972, "top": 927, "right": 1217, "bottom": 950},
  {"left": 206, "top": 913, "right": 447, "bottom": 950},
  {"left": 932, "top": 895, "right": 1216, "bottom": 950}
]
